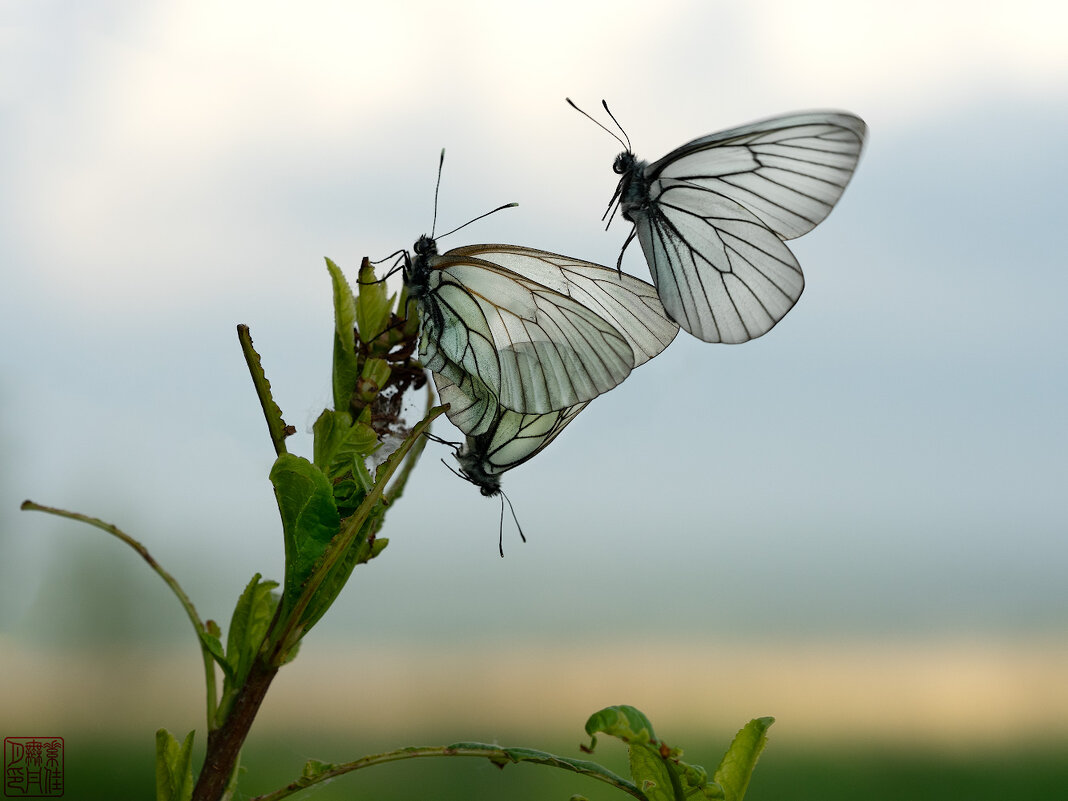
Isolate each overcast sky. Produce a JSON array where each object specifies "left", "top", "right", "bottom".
[{"left": 2, "top": 0, "right": 1066, "bottom": 647}]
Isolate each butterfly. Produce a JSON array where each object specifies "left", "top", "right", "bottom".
[
  {"left": 433, "top": 368, "right": 589, "bottom": 499},
  {"left": 569, "top": 100, "right": 867, "bottom": 344},
  {"left": 424, "top": 245, "right": 678, "bottom": 482},
  {"left": 403, "top": 241, "right": 679, "bottom": 416}
]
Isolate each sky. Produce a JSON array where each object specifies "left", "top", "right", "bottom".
[{"left": 2, "top": 0, "right": 1067, "bottom": 659}]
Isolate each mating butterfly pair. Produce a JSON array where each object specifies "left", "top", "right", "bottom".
[{"left": 403, "top": 104, "right": 867, "bottom": 533}]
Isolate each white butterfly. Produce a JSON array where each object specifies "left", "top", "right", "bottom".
[
  {"left": 404, "top": 241, "right": 679, "bottom": 416},
  {"left": 433, "top": 369, "right": 589, "bottom": 498},
  {"left": 570, "top": 101, "right": 867, "bottom": 344}
]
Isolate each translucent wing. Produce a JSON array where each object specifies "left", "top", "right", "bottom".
[
  {"left": 621, "top": 111, "right": 866, "bottom": 344},
  {"left": 444, "top": 244, "right": 679, "bottom": 367},
  {"left": 433, "top": 370, "right": 589, "bottom": 497},
  {"left": 417, "top": 245, "right": 678, "bottom": 414},
  {"left": 646, "top": 111, "right": 867, "bottom": 240}
]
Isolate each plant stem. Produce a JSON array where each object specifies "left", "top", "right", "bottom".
[
  {"left": 20, "top": 500, "right": 219, "bottom": 729},
  {"left": 191, "top": 655, "right": 278, "bottom": 801},
  {"left": 249, "top": 743, "right": 647, "bottom": 801}
]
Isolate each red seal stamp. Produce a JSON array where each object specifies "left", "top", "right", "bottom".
[{"left": 3, "top": 738, "right": 63, "bottom": 797}]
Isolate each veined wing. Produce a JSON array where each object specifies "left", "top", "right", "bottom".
[
  {"left": 420, "top": 249, "right": 639, "bottom": 414},
  {"left": 635, "top": 183, "right": 805, "bottom": 344},
  {"left": 646, "top": 111, "right": 866, "bottom": 240},
  {"left": 443, "top": 244, "right": 680, "bottom": 366},
  {"left": 434, "top": 370, "right": 589, "bottom": 495}
]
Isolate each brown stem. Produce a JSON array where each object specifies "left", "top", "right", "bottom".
[{"left": 191, "top": 657, "right": 279, "bottom": 801}]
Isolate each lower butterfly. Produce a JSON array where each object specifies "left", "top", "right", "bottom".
[
  {"left": 569, "top": 101, "right": 867, "bottom": 344},
  {"left": 433, "top": 369, "right": 588, "bottom": 499}
]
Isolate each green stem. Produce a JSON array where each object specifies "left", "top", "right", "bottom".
[
  {"left": 19, "top": 500, "right": 219, "bottom": 729},
  {"left": 249, "top": 743, "right": 647, "bottom": 801},
  {"left": 383, "top": 384, "right": 437, "bottom": 505}
]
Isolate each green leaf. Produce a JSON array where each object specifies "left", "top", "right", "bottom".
[
  {"left": 296, "top": 515, "right": 378, "bottom": 632},
  {"left": 237, "top": 325, "right": 290, "bottom": 456},
  {"left": 584, "top": 705, "right": 658, "bottom": 754},
  {"left": 326, "top": 257, "right": 356, "bottom": 354},
  {"left": 628, "top": 743, "right": 677, "bottom": 801},
  {"left": 713, "top": 717, "right": 774, "bottom": 801},
  {"left": 312, "top": 410, "right": 380, "bottom": 477},
  {"left": 355, "top": 258, "right": 394, "bottom": 344},
  {"left": 197, "top": 628, "right": 233, "bottom": 682},
  {"left": 584, "top": 706, "right": 731, "bottom": 800},
  {"left": 224, "top": 575, "right": 279, "bottom": 687},
  {"left": 326, "top": 257, "right": 361, "bottom": 412},
  {"left": 361, "top": 357, "right": 391, "bottom": 390},
  {"left": 270, "top": 454, "right": 341, "bottom": 617},
  {"left": 155, "top": 728, "right": 195, "bottom": 801}
]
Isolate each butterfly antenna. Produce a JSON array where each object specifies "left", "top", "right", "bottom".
[
  {"left": 431, "top": 149, "right": 446, "bottom": 238},
  {"left": 566, "top": 97, "right": 628, "bottom": 151},
  {"left": 600, "top": 100, "right": 632, "bottom": 152},
  {"left": 501, "top": 489, "right": 526, "bottom": 545},
  {"left": 498, "top": 496, "right": 506, "bottom": 557},
  {"left": 436, "top": 202, "right": 519, "bottom": 241}
]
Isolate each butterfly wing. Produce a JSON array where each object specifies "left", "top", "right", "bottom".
[
  {"left": 421, "top": 246, "right": 676, "bottom": 414},
  {"left": 434, "top": 370, "right": 589, "bottom": 489},
  {"left": 627, "top": 111, "right": 866, "bottom": 343},
  {"left": 445, "top": 244, "right": 680, "bottom": 367}
]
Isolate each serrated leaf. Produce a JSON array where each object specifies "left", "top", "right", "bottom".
[
  {"left": 326, "top": 258, "right": 361, "bottom": 411},
  {"left": 355, "top": 258, "right": 394, "bottom": 343},
  {"left": 155, "top": 728, "right": 195, "bottom": 801},
  {"left": 237, "top": 325, "right": 289, "bottom": 455},
  {"left": 270, "top": 454, "right": 341, "bottom": 616},
  {"left": 713, "top": 717, "right": 774, "bottom": 801},
  {"left": 312, "top": 410, "right": 379, "bottom": 476},
  {"left": 326, "top": 257, "right": 356, "bottom": 354}
]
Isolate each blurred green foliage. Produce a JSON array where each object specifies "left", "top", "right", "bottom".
[{"left": 55, "top": 737, "right": 1068, "bottom": 800}]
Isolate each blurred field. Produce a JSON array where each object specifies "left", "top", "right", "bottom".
[{"left": 4, "top": 636, "right": 1068, "bottom": 798}]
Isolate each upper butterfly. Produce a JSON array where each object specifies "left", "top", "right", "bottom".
[
  {"left": 402, "top": 239, "right": 676, "bottom": 415},
  {"left": 569, "top": 100, "right": 867, "bottom": 344}
]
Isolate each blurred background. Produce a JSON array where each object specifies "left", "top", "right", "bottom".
[{"left": 2, "top": 0, "right": 1067, "bottom": 798}]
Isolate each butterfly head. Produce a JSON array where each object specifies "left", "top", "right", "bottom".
[
  {"left": 612, "top": 151, "right": 636, "bottom": 175},
  {"left": 404, "top": 234, "right": 439, "bottom": 299},
  {"left": 455, "top": 449, "right": 502, "bottom": 498},
  {"left": 413, "top": 234, "right": 438, "bottom": 257}
]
